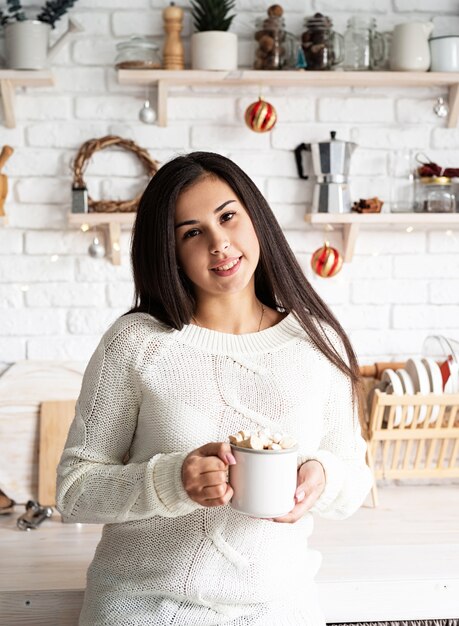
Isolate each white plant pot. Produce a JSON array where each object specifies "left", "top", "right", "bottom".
[{"left": 191, "top": 31, "right": 238, "bottom": 70}]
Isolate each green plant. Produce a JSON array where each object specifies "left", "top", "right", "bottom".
[
  {"left": 1, "top": 0, "right": 79, "bottom": 29},
  {"left": 190, "top": 0, "right": 236, "bottom": 32}
]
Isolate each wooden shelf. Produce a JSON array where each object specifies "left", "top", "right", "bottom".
[
  {"left": 117, "top": 69, "right": 459, "bottom": 127},
  {"left": 304, "top": 212, "right": 459, "bottom": 261},
  {"left": 68, "top": 212, "right": 136, "bottom": 266},
  {"left": 0, "top": 70, "right": 54, "bottom": 128}
]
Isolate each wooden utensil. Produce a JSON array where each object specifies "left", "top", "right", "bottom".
[
  {"left": 0, "top": 145, "right": 14, "bottom": 217},
  {"left": 38, "top": 400, "right": 76, "bottom": 506}
]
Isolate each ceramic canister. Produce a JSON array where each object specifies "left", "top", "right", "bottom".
[
  {"left": 430, "top": 36, "right": 459, "bottom": 72},
  {"left": 228, "top": 443, "right": 298, "bottom": 518}
]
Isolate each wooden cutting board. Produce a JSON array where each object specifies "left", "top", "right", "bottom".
[{"left": 38, "top": 400, "right": 76, "bottom": 506}]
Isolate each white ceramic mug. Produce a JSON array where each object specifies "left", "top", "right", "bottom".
[
  {"left": 430, "top": 36, "right": 459, "bottom": 72},
  {"left": 228, "top": 444, "right": 298, "bottom": 518}
]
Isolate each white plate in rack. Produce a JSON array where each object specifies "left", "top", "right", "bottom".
[
  {"left": 381, "top": 369, "right": 404, "bottom": 426},
  {"left": 421, "top": 357, "right": 443, "bottom": 423},
  {"left": 405, "top": 358, "right": 430, "bottom": 424},
  {"left": 395, "top": 369, "right": 415, "bottom": 426}
]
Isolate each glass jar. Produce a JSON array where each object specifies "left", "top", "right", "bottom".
[
  {"left": 254, "top": 16, "right": 296, "bottom": 70},
  {"left": 343, "top": 16, "right": 385, "bottom": 71},
  {"left": 301, "top": 13, "right": 344, "bottom": 70},
  {"left": 415, "top": 176, "right": 456, "bottom": 213},
  {"left": 115, "top": 36, "right": 162, "bottom": 69}
]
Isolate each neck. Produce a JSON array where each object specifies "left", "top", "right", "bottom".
[{"left": 191, "top": 296, "right": 265, "bottom": 334}]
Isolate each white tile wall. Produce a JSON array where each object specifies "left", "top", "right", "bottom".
[{"left": 1, "top": 0, "right": 459, "bottom": 367}]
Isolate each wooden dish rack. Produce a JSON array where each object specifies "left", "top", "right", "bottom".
[{"left": 359, "top": 363, "right": 459, "bottom": 507}]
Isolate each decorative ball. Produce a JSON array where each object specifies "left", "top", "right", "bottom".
[
  {"left": 245, "top": 98, "right": 277, "bottom": 133},
  {"left": 311, "top": 242, "right": 343, "bottom": 278}
]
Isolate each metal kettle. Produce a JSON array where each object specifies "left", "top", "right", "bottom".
[{"left": 294, "top": 131, "right": 357, "bottom": 179}]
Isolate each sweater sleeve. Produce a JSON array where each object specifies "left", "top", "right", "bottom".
[
  {"left": 56, "top": 320, "right": 204, "bottom": 524},
  {"left": 297, "top": 331, "right": 373, "bottom": 520}
]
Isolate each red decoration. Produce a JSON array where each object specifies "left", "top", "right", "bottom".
[
  {"left": 244, "top": 97, "right": 277, "bottom": 133},
  {"left": 311, "top": 242, "right": 343, "bottom": 278}
]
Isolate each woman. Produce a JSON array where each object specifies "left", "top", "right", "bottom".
[{"left": 57, "top": 152, "right": 373, "bottom": 626}]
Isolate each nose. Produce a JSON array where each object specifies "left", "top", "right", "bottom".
[{"left": 209, "top": 229, "right": 230, "bottom": 255}]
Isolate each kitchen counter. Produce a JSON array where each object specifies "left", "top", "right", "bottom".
[{"left": 1, "top": 485, "right": 458, "bottom": 625}]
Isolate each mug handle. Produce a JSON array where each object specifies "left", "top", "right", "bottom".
[
  {"left": 371, "top": 31, "right": 386, "bottom": 68},
  {"left": 332, "top": 31, "right": 344, "bottom": 66}
]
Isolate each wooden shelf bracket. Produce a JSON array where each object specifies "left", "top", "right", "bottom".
[{"left": 0, "top": 79, "right": 15, "bottom": 128}]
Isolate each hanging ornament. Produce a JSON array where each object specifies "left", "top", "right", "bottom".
[
  {"left": 311, "top": 241, "right": 343, "bottom": 278},
  {"left": 244, "top": 97, "right": 277, "bottom": 133},
  {"left": 88, "top": 231, "right": 106, "bottom": 259}
]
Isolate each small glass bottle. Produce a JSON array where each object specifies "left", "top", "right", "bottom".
[
  {"left": 343, "top": 16, "right": 385, "bottom": 71},
  {"left": 301, "top": 12, "right": 344, "bottom": 71}
]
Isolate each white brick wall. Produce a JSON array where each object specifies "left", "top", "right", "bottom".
[{"left": 1, "top": 0, "right": 459, "bottom": 368}]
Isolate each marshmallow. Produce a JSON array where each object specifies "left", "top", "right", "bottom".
[{"left": 228, "top": 427, "right": 296, "bottom": 451}]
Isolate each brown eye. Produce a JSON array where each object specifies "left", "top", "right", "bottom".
[{"left": 183, "top": 229, "right": 200, "bottom": 239}]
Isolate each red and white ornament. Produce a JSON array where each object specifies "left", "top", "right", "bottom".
[
  {"left": 311, "top": 242, "right": 343, "bottom": 278},
  {"left": 245, "top": 97, "right": 277, "bottom": 133}
]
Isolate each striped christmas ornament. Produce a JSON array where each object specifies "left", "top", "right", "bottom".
[
  {"left": 311, "top": 242, "right": 343, "bottom": 278},
  {"left": 245, "top": 98, "right": 277, "bottom": 133}
]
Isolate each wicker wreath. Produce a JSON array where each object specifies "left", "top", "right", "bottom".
[{"left": 72, "top": 135, "right": 159, "bottom": 213}]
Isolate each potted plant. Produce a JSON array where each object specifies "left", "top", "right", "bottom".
[
  {"left": 0, "top": 0, "right": 83, "bottom": 70},
  {"left": 190, "top": 0, "right": 238, "bottom": 70}
]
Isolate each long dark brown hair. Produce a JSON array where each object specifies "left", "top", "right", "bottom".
[{"left": 126, "top": 152, "right": 361, "bottom": 401}]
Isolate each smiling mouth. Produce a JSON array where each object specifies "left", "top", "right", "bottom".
[{"left": 211, "top": 256, "right": 242, "bottom": 272}]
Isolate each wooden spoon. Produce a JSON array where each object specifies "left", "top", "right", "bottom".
[{"left": 0, "top": 145, "right": 14, "bottom": 172}]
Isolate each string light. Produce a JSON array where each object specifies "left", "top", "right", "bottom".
[
  {"left": 406, "top": 226, "right": 414, "bottom": 233},
  {"left": 50, "top": 254, "right": 59, "bottom": 262}
]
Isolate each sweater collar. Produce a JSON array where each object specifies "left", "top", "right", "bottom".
[{"left": 170, "top": 312, "right": 302, "bottom": 355}]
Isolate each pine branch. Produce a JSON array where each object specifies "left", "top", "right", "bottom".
[
  {"left": 6, "top": 0, "right": 26, "bottom": 21},
  {"left": 36, "top": 0, "right": 79, "bottom": 29}
]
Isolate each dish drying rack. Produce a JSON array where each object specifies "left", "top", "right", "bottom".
[{"left": 359, "top": 356, "right": 459, "bottom": 508}]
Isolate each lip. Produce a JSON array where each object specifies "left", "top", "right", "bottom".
[{"left": 209, "top": 256, "right": 242, "bottom": 270}]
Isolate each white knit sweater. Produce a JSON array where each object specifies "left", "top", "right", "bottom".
[{"left": 56, "top": 311, "right": 372, "bottom": 626}]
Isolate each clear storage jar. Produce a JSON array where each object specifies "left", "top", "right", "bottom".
[
  {"left": 301, "top": 12, "right": 344, "bottom": 70},
  {"left": 115, "top": 37, "right": 162, "bottom": 69},
  {"left": 415, "top": 176, "right": 456, "bottom": 213},
  {"left": 254, "top": 15, "right": 296, "bottom": 70}
]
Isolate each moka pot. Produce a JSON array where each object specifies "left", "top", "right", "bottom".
[{"left": 294, "top": 131, "right": 357, "bottom": 213}]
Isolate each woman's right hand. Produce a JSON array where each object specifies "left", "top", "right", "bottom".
[{"left": 182, "top": 442, "right": 236, "bottom": 507}]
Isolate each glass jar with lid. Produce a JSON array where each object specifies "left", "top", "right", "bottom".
[
  {"left": 115, "top": 36, "right": 162, "bottom": 69},
  {"left": 415, "top": 176, "right": 456, "bottom": 212},
  {"left": 301, "top": 12, "right": 344, "bottom": 70},
  {"left": 254, "top": 14, "right": 296, "bottom": 70}
]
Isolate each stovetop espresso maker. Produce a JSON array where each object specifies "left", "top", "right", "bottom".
[{"left": 294, "top": 131, "right": 357, "bottom": 213}]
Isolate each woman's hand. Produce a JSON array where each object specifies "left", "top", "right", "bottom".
[
  {"left": 271, "top": 460, "right": 326, "bottom": 524},
  {"left": 182, "top": 442, "right": 236, "bottom": 507}
]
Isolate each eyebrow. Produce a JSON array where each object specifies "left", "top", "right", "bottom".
[{"left": 174, "top": 200, "right": 236, "bottom": 229}]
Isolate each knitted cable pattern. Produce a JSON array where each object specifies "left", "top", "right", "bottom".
[{"left": 56, "top": 311, "right": 372, "bottom": 625}]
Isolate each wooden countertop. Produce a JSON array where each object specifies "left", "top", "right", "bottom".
[{"left": 1, "top": 485, "right": 458, "bottom": 625}]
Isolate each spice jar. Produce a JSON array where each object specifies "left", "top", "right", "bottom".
[
  {"left": 301, "top": 12, "right": 344, "bottom": 70},
  {"left": 254, "top": 4, "right": 296, "bottom": 70},
  {"left": 415, "top": 177, "right": 456, "bottom": 212},
  {"left": 115, "top": 36, "right": 162, "bottom": 69}
]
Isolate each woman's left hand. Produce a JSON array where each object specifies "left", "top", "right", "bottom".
[{"left": 270, "top": 460, "right": 326, "bottom": 524}]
